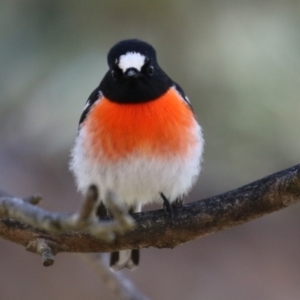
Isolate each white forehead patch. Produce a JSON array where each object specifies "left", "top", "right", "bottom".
[{"left": 118, "top": 52, "right": 145, "bottom": 73}]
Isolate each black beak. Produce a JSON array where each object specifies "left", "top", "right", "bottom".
[{"left": 124, "top": 68, "right": 142, "bottom": 79}]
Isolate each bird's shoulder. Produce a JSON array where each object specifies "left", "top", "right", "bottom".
[
  {"left": 79, "top": 86, "right": 102, "bottom": 127},
  {"left": 172, "top": 81, "right": 193, "bottom": 111}
]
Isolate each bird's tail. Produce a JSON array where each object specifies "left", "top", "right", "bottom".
[
  {"left": 110, "top": 204, "right": 141, "bottom": 271},
  {"left": 110, "top": 249, "right": 139, "bottom": 271}
]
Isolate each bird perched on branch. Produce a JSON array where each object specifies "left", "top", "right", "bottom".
[{"left": 70, "top": 39, "right": 204, "bottom": 271}]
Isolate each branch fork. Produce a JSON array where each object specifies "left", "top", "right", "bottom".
[{"left": 0, "top": 185, "right": 135, "bottom": 265}]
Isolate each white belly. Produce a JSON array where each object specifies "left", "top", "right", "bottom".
[{"left": 70, "top": 123, "right": 204, "bottom": 208}]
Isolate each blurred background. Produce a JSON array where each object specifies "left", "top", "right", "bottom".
[{"left": 1, "top": 1, "right": 300, "bottom": 299}]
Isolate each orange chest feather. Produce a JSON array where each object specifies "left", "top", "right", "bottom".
[{"left": 85, "top": 88, "right": 197, "bottom": 161}]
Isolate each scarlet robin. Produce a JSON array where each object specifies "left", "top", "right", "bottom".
[{"left": 70, "top": 39, "right": 204, "bottom": 270}]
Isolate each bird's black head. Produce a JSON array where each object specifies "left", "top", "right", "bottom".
[{"left": 99, "top": 39, "right": 172, "bottom": 103}]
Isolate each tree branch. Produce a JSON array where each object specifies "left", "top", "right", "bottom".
[
  {"left": 0, "top": 164, "right": 300, "bottom": 259},
  {"left": 0, "top": 185, "right": 134, "bottom": 239}
]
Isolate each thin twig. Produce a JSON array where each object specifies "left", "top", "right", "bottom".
[
  {"left": 28, "top": 238, "right": 56, "bottom": 266},
  {"left": 23, "top": 194, "right": 42, "bottom": 205},
  {"left": 81, "top": 254, "right": 150, "bottom": 300}
]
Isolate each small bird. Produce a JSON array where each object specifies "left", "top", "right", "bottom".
[{"left": 70, "top": 39, "right": 204, "bottom": 271}]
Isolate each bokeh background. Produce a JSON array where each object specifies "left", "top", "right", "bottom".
[{"left": 1, "top": 1, "right": 300, "bottom": 299}]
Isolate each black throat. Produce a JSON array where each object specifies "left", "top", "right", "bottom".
[{"left": 99, "top": 68, "right": 172, "bottom": 104}]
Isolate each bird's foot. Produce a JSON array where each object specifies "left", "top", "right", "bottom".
[
  {"left": 160, "top": 192, "right": 174, "bottom": 219},
  {"left": 173, "top": 196, "right": 184, "bottom": 207}
]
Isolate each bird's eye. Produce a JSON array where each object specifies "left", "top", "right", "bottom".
[
  {"left": 111, "top": 69, "right": 118, "bottom": 79},
  {"left": 147, "top": 65, "right": 155, "bottom": 76}
]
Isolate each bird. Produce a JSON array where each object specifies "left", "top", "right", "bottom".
[{"left": 70, "top": 39, "right": 204, "bottom": 271}]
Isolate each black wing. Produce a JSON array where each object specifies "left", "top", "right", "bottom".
[
  {"left": 173, "top": 82, "right": 193, "bottom": 112},
  {"left": 79, "top": 87, "right": 102, "bottom": 127}
]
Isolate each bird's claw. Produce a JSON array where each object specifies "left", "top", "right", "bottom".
[{"left": 160, "top": 192, "right": 174, "bottom": 219}]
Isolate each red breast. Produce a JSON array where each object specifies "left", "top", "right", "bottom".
[{"left": 85, "top": 87, "right": 198, "bottom": 162}]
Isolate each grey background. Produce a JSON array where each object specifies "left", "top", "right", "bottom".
[{"left": 1, "top": 1, "right": 300, "bottom": 299}]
